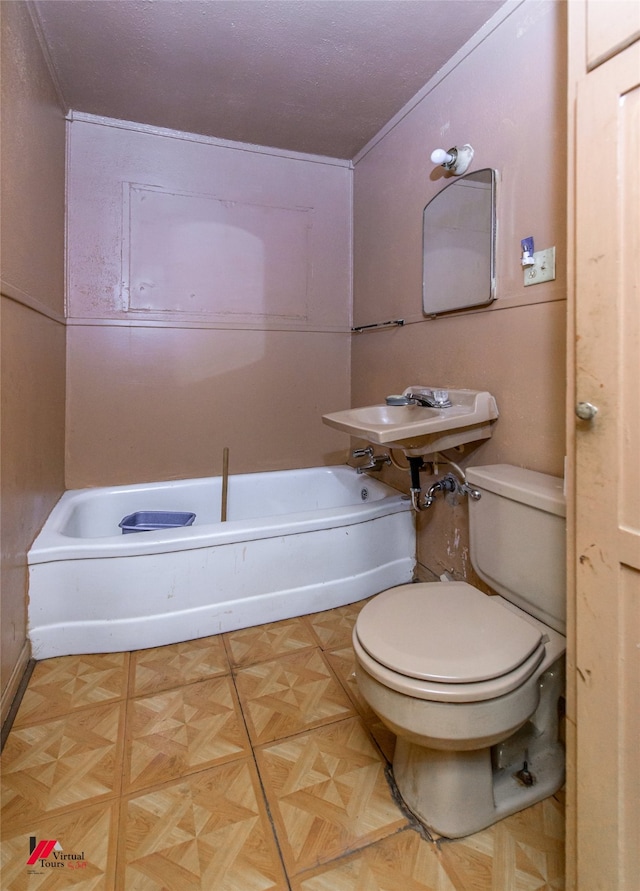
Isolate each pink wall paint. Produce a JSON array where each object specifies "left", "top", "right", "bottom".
[
  {"left": 351, "top": 0, "right": 568, "bottom": 580},
  {"left": 65, "top": 119, "right": 352, "bottom": 486},
  {"left": 1, "top": 5, "right": 66, "bottom": 315},
  {"left": 1, "top": 2, "right": 66, "bottom": 714}
]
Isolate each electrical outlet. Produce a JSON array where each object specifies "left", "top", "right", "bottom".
[{"left": 523, "top": 247, "right": 556, "bottom": 286}]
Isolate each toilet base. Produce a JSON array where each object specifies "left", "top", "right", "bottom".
[
  {"left": 394, "top": 735, "right": 564, "bottom": 838},
  {"left": 392, "top": 664, "right": 566, "bottom": 838}
]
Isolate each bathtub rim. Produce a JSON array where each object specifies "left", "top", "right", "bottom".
[{"left": 28, "top": 465, "right": 411, "bottom": 564}]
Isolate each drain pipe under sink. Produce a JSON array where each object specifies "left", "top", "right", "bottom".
[{"left": 408, "top": 456, "right": 425, "bottom": 512}]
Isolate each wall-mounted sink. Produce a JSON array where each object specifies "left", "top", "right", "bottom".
[{"left": 322, "top": 387, "right": 498, "bottom": 456}]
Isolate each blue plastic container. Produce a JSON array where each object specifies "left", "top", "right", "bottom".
[{"left": 119, "top": 511, "right": 196, "bottom": 534}]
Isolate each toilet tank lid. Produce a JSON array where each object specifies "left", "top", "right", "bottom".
[{"left": 466, "top": 464, "right": 565, "bottom": 518}]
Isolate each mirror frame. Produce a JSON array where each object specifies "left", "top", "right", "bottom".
[{"left": 422, "top": 168, "right": 497, "bottom": 317}]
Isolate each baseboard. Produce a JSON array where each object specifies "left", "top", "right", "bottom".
[{"left": 1, "top": 641, "right": 34, "bottom": 750}]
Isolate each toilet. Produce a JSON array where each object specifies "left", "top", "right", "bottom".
[{"left": 353, "top": 464, "right": 566, "bottom": 838}]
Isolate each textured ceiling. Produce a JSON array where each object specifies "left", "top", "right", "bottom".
[{"left": 32, "top": 0, "right": 507, "bottom": 159}]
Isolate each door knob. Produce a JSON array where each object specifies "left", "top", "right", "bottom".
[{"left": 575, "top": 402, "right": 598, "bottom": 421}]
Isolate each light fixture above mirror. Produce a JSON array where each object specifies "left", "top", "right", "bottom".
[{"left": 430, "top": 144, "right": 474, "bottom": 176}]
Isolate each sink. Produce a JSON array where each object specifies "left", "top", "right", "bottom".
[{"left": 322, "top": 388, "right": 498, "bottom": 456}]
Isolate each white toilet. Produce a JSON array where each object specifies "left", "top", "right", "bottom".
[{"left": 353, "top": 463, "right": 566, "bottom": 838}]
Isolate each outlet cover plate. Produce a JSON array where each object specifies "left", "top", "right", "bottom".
[{"left": 524, "top": 247, "right": 556, "bottom": 286}]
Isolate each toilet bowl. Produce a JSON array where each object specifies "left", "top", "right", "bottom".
[{"left": 353, "top": 465, "right": 566, "bottom": 838}]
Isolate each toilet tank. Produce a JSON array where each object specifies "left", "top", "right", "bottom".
[{"left": 465, "top": 464, "right": 566, "bottom": 634}]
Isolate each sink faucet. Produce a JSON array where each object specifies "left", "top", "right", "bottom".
[
  {"left": 405, "top": 389, "right": 452, "bottom": 408},
  {"left": 405, "top": 391, "right": 438, "bottom": 407}
]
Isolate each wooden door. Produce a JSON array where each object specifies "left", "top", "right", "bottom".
[
  {"left": 572, "top": 36, "right": 640, "bottom": 889},
  {"left": 586, "top": 0, "right": 640, "bottom": 67}
]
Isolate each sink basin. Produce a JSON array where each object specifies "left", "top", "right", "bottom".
[{"left": 322, "top": 388, "right": 498, "bottom": 456}]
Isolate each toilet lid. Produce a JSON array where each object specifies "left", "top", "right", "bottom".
[{"left": 356, "top": 583, "right": 543, "bottom": 684}]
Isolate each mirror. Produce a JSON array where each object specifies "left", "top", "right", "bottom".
[{"left": 422, "top": 168, "right": 496, "bottom": 316}]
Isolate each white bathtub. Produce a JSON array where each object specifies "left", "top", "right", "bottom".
[{"left": 28, "top": 465, "right": 414, "bottom": 658}]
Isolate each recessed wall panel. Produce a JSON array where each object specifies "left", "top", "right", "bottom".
[{"left": 124, "top": 185, "right": 311, "bottom": 321}]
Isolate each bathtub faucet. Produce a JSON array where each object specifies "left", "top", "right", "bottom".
[{"left": 352, "top": 447, "right": 391, "bottom": 474}]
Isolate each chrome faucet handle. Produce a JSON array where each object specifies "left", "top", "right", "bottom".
[
  {"left": 432, "top": 389, "right": 452, "bottom": 407},
  {"left": 352, "top": 446, "right": 374, "bottom": 459}
]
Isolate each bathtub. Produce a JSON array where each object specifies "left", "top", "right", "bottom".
[{"left": 28, "top": 465, "right": 414, "bottom": 659}]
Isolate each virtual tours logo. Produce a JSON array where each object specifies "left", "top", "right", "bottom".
[{"left": 27, "top": 836, "right": 87, "bottom": 873}]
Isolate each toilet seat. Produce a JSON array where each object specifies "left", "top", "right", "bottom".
[{"left": 354, "top": 582, "right": 546, "bottom": 703}]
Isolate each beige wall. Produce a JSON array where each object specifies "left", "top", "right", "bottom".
[
  {"left": 65, "top": 119, "right": 353, "bottom": 487},
  {"left": 1, "top": 2, "right": 66, "bottom": 718},
  {"left": 351, "top": 0, "right": 567, "bottom": 581}
]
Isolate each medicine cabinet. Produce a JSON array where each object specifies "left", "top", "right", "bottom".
[{"left": 422, "top": 168, "right": 496, "bottom": 316}]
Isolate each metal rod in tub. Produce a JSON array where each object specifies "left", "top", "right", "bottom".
[{"left": 221, "top": 447, "right": 229, "bottom": 522}]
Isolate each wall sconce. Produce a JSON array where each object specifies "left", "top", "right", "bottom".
[{"left": 430, "top": 144, "right": 474, "bottom": 176}]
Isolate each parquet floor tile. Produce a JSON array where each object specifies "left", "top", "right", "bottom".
[
  {"left": 116, "top": 759, "right": 288, "bottom": 890},
  {"left": 306, "top": 601, "right": 368, "bottom": 651},
  {"left": 13, "top": 653, "right": 129, "bottom": 727},
  {"left": 1, "top": 800, "right": 118, "bottom": 891},
  {"left": 1, "top": 702, "right": 125, "bottom": 827},
  {"left": 130, "top": 635, "right": 229, "bottom": 697},
  {"left": 224, "top": 616, "right": 318, "bottom": 668},
  {"left": 256, "top": 716, "right": 408, "bottom": 876},
  {"left": 324, "top": 646, "right": 396, "bottom": 764},
  {"left": 234, "top": 648, "right": 356, "bottom": 745},
  {"left": 124, "top": 675, "right": 250, "bottom": 793},
  {"left": 1, "top": 598, "right": 566, "bottom": 889},
  {"left": 291, "top": 828, "right": 457, "bottom": 891},
  {"left": 323, "top": 647, "right": 366, "bottom": 711},
  {"left": 437, "top": 796, "right": 565, "bottom": 890}
]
